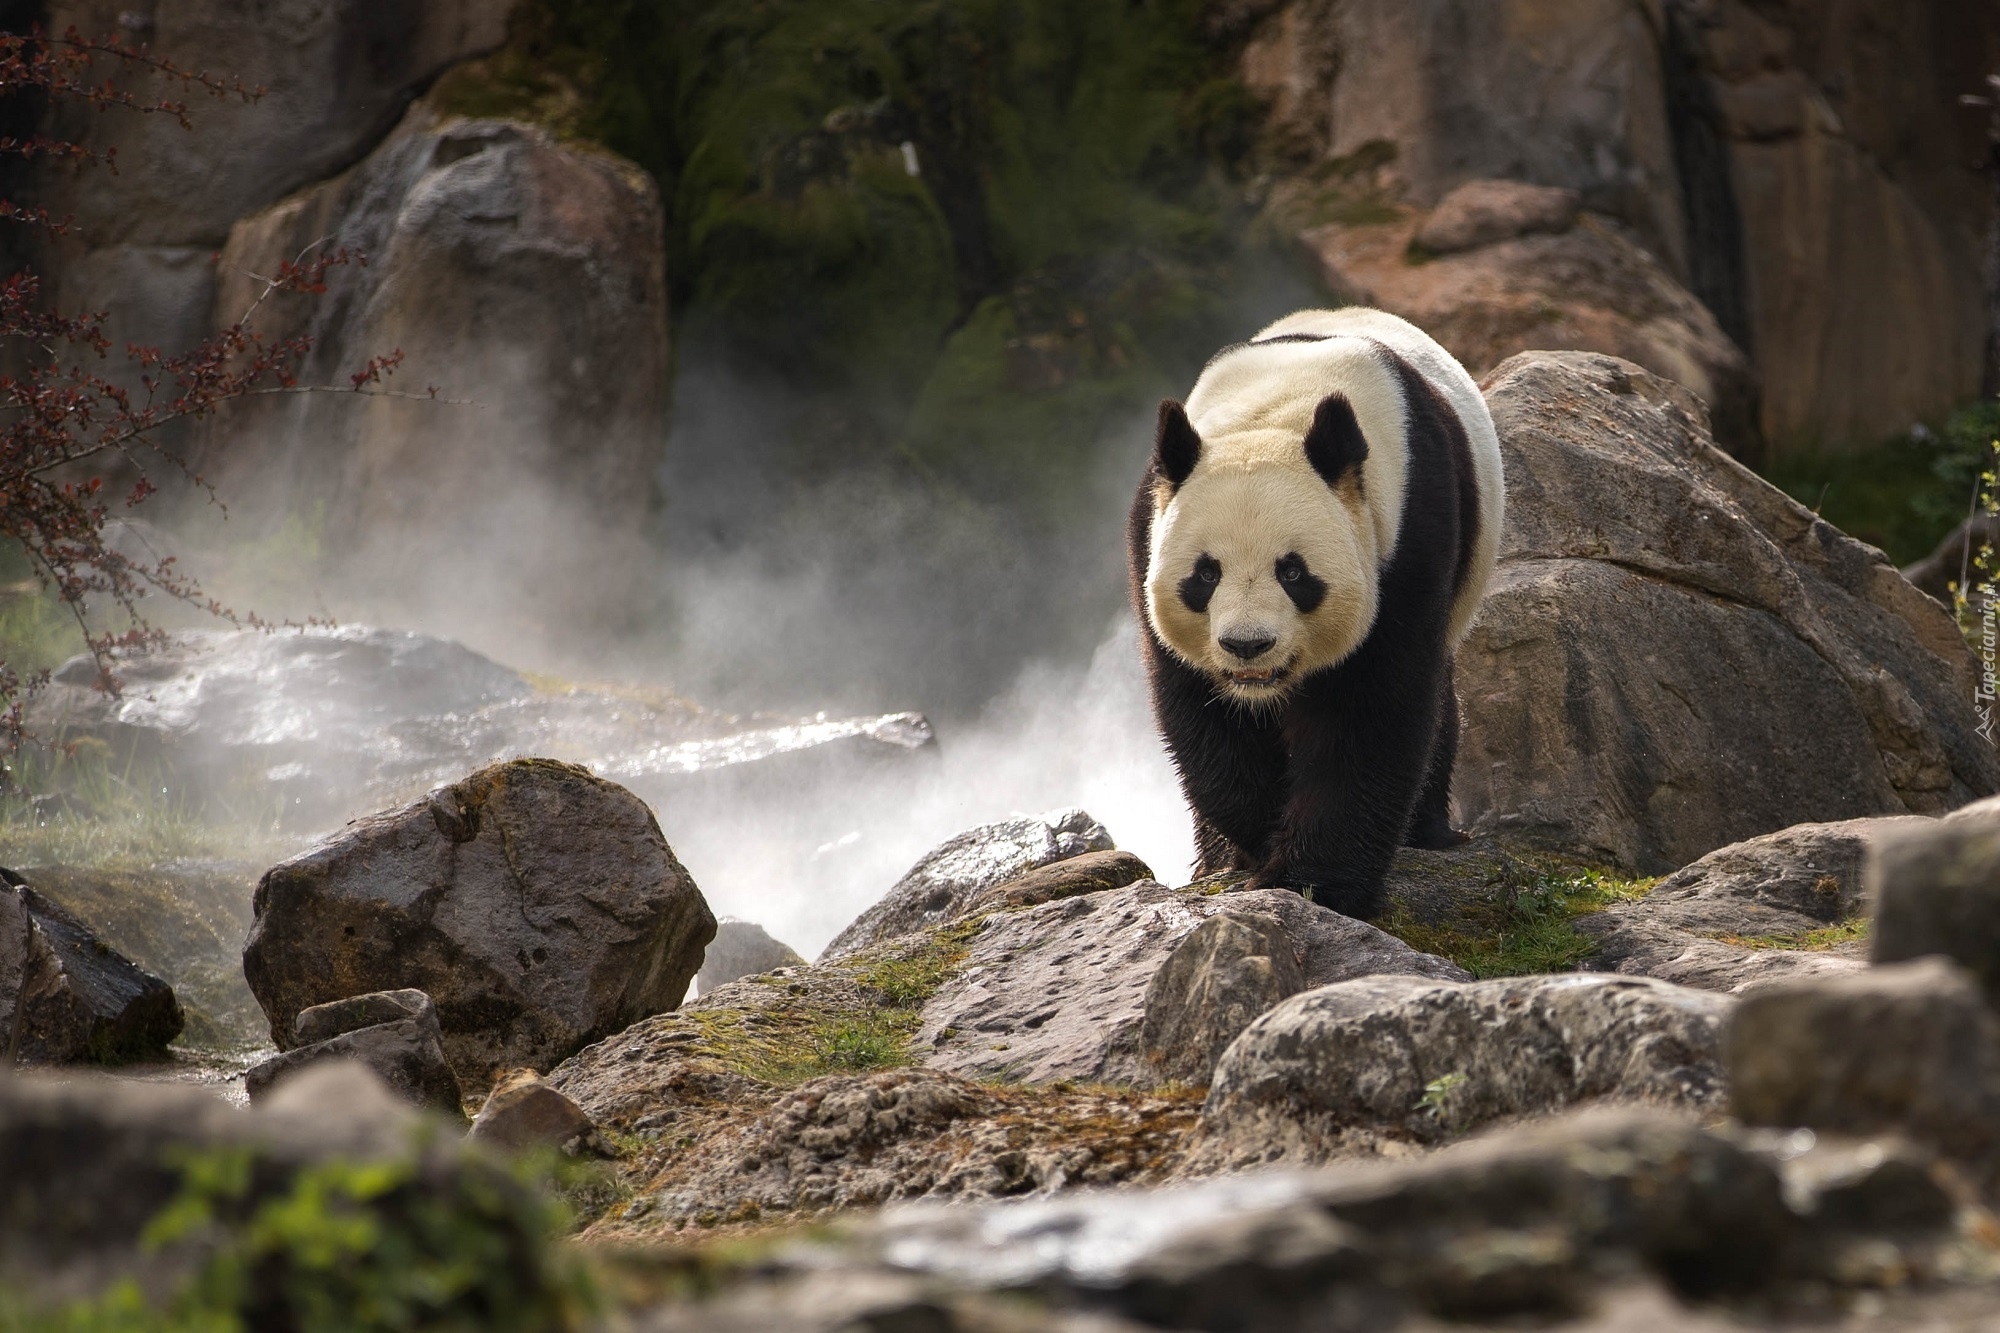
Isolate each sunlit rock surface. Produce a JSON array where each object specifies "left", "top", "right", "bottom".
[{"left": 25, "top": 626, "right": 935, "bottom": 828}]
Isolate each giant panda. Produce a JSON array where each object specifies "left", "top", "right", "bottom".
[{"left": 1128, "top": 307, "right": 1504, "bottom": 920}]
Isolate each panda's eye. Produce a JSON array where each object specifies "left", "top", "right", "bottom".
[
  {"left": 1276, "top": 554, "right": 1306, "bottom": 583},
  {"left": 1194, "top": 556, "right": 1221, "bottom": 584}
]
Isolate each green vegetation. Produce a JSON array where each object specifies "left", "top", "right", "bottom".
[
  {"left": 1714, "top": 917, "right": 1869, "bottom": 952},
  {"left": 1, "top": 1145, "right": 597, "bottom": 1333},
  {"left": 1762, "top": 400, "right": 2000, "bottom": 565},
  {"left": 433, "top": 0, "right": 1306, "bottom": 518},
  {"left": 1386, "top": 864, "right": 1656, "bottom": 980}
]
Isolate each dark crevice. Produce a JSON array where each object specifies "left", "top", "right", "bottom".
[{"left": 1659, "top": 2, "right": 1754, "bottom": 359}]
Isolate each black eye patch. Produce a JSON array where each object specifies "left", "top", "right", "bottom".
[
  {"left": 1275, "top": 552, "right": 1326, "bottom": 612},
  {"left": 1179, "top": 554, "right": 1221, "bottom": 613}
]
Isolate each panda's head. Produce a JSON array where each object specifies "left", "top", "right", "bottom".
[{"left": 1144, "top": 394, "right": 1380, "bottom": 705}]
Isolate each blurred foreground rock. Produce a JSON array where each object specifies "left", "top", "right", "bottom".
[
  {"left": 1455, "top": 352, "right": 1997, "bottom": 873},
  {"left": 243, "top": 758, "right": 715, "bottom": 1095},
  {"left": 1, "top": 873, "right": 182, "bottom": 1065},
  {"left": 1869, "top": 816, "right": 2000, "bottom": 1006},
  {"left": 24, "top": 626, "right": 935, "bottom": 830},
  {"left": 468, "top": 1069, "right": 601, "bottom": 1156},
  {"left": 0, "top": 1060, "right": 560, "bottom": 1314},
  {"left": 244, "top": 988, "right": 461, "bottom": 1113}
]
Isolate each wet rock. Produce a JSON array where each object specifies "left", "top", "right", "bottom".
[
  {"left": 242, "top": 759, "right": 716, "bottom": 1095},
  {"left": 1, "top": 875, "right": 183, "bottom": 1065},
  {"left": 916, "top": 881, "right": 1468, "bottom": 1087},
  {"left": 1456, "top": 353, "right": 1996, "bottom": 874},
  {"left": 822, "top": 809, "right": 1113, "bottom": 962},
  {"left": 243, "top": 989, "right": 462, "bottom": 1114},
  {"left": 963, "top": 849, "right": 1155, "bottom": 915},
  {"left": 1727, "top": 958, "right": 2000, "bottom": 1177},
  {"left": 0, "top": 1059, "right": 545, "bottom": 1310},
  {"left": 1868, "top": 818, "right": 2000, "bottom": 1007},
  {"left": 1201, "top": 974, "right": 1730, "bottom": 1166},
  {"left": 1413, "top": 179, "right": 1581, "bottom": 254},
  {"left": 9, "top": 861, "right": 262, "bottom": 1050},
  {"left": 1138, "top": 913, "right": 1306, "bottom": 1087},
  {"left": 468, "top": 1069, "right": 601, "bottom": 1155},
  {"left": 697, "top": 921, "right": 807, "bottom": 996},
  {"left": 1576, "top": 818, "right": 1927, "bottom": 993},
  {"left": 24, "top": 627, "right": 936, "bottom": 830}
]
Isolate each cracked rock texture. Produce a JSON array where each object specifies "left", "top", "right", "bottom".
[
  {"left": 1455, "top": 352, "right": 1997, "bottom": 874},
  {"left": 1200, "top": 973, "right": 1731, "bottom": 1167},
  {"left": 915, "top": 881, "right": 1469, "bottom": 1087},
  {"left": 242, "top": 758, "right": 715, "bottom": 1095},
  {"left": 1577, "top": 817, "right": 1926, "bottom": 993}
]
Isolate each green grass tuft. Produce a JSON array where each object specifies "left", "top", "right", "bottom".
[{"left": 1386, "top": 864, "right": 1655, "bottom": 980}]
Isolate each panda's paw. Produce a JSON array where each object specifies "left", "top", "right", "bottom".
[{"left": 1404, "top": 819, "right": 1470, "bottom": 851}]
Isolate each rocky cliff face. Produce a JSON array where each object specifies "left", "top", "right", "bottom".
[{"left": 1237, "top": 0, "right": 2000, "bottom": 454}]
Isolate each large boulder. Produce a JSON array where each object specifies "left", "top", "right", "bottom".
[
  {"left": 0, "top": 875, "right": 183, "bottom": 1065},
  {"left": 914, "top": 880, "right": 1469, "bottom": 1087},
  {"left": 1200, "top": 974, "right": 1731, "bottom": 1166},
  {"left": 194, "top": 107, "right": 669, "bottom": 644},
  {"left": 242, "top": 758, "right": 715, "bottom": 1094},
  {"left": 1303, "top": 196, "right": 1758, "bottom": 450},
  {"left": 822, "top": 809, "right": 1114, "bottom": 962},
  {"left": 1727, "top": 958, "right": 2000, "bottom": 1182},
  {"left": 1456, "top": 353, "right": 1997, "bottom": 873},
  {"left": 1577, "top": 817, "right": 1926, "bottom": 993},
  {"left": 1236, "top": 0, "right": 2000, "bottom": 452}
]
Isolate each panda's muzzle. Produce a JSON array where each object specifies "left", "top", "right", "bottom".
[{"left": 1220, "top": 633, "right": 1276, "bottom": 661}]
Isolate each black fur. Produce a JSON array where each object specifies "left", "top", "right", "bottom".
[
  {"left": 1179, "top": 555, "right": 1221, "bottom": 613},
  {"left": 1301, "top": 394, "right": 1368, "bottom": 488},
  {"left": 1129, "top": 345, "right": 1482, "bottom": 918},
  {"left": 1275, "top": 553, "right": 1325, "bottom": 613},
  {"left": 1155, "top": 400, "right": 1202, "bottom": 488}
]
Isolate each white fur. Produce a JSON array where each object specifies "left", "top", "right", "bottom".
[{"left": 1145, "top": 308, "right": 1504, "bottom": 699}]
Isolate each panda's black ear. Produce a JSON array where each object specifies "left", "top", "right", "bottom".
[
  {"left": 1154, "top": 400, "right": 1202, "bottom": 489},
  {"left": 1302, "top": 392, "right": 1368, "bottom": 486}
]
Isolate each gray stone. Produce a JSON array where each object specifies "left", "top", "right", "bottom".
[
  {"left": 1, "top": 877, "right": 183, "bottom": 1066},
  {"left": 244, "top": 1006, "right": 463, "bottom": 1116},
  {"left": 0, "top": 1059, "right": 538, "bottom": 1310},
  {"left": 1413, "top": 179, "right": 1581, "bottom": 254},
  {"left": 1138, "top": 913, "right": 1306, "bottom": 1087},
  {"left": 293, "top": 988, "right": 437, "bottom": 1046},
  {"left": 1456, "top": 353, "right": 1996, "bottom": 874},
  {"left": 1869, "top": 818, "right": 2000, "bottom": 1007},
  {"left": 39, "top": 0, "right": 509, "bottom": 248},
  {"left": 916, "top": 881, "right": 1469, "bottom": 1087},
  {"left": 467, "top": 1069, "right": 599, "bottom": 1155},
  {"left": 197, "top": 109, "right": 670, "bottom": 647},
  {"left": 1726, "top": 958, "right": 2000, "bottom": 1175},
  {"left": 822, "top": 809, "right": 1114, "bottom": 962},
  {"left": 962, "top": 849, "right": 1155, "bottom": 915},
  {"left": 1576, "top": 817, "right": 1926, "bottom": 993},
  {"left": 696, "top": 921, "right": 807, "bottom": 996},
  {"left": 242, "top": 758, "right": 716, "bottom": 1096},
  {"left": 1202, "top": 973, "right": 1731, "bottom": 1165}
]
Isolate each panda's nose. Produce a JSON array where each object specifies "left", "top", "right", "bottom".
[{"left": 1220, "top": 633, "right": 1276, "bottom": 661}]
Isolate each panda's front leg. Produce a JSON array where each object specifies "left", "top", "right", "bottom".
[{"left": 1246, "top": 643, "right": 1445, "bottom": 920}]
